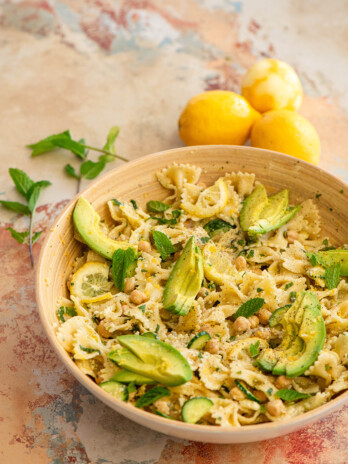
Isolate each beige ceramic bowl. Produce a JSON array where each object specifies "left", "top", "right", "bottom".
[{"left": 36, "top": 145, "right": 348, "bottom": 443}]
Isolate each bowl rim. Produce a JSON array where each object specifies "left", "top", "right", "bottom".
[{"left": 36, "top": 144, "right": 348, "bottom": 437}]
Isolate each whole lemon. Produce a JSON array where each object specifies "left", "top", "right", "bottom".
[
  {"left": 251, "top": 109, "right": 320, "bottom": 164},
  {"left": 242, "top": 59, "right": 302, "bottom": 113},
  {"left": 178, "top": 90, "right": 260, "bottom": 146}
]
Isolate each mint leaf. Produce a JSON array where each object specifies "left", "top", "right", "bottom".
[
  {"left": 112, "top": 199, "right": 122, "bottom": 206},
  {"left": 99, "top": 126, "right": 120, "bottom": 163},
  {"left": 307, "top": 253, "right": 318, "bottom": 266},
  {"left": 0, "top": 200, "right": 30, "bottom": 215},
  {"left": 32, "top": 230, "right": 43, "bottom": 244},
  {"left": 27, "top": 180, "right": 51, "bottom": 213},
  {"left": 289, "top": 291, "right": 297, "bottom": 303},
  {"left": 27, "top": 131, "right": 87, "bottom": 159},
  {"left": 9, "top": 168, "right": 34, "bottom": 198},
  {"left": 65, "top": 164, "right": 80, "bottom": 180},
  {"left": 57, "top": 306, "right": 77, "bottom": 322},
  {"left": 285, "top": 282, "right": 293, "bottom": 290},
  {"left": 112, "top": 247, "right": 137, "bottom": 291},
  {"left": 275, "top": 389, "right": 309, "bottom": 402},
  {"left": 150, "top": 217, "right": 177, "bottom": 226},
  {"left": 7, "top": 228, "right": 29, "bottom": 244},
  {"left": 135, "top": 386, "right": 170, "bottom": 408},
  {"left": 325, "top": 263, "right": 341, "bottom": 290},
  {"left": 146, "top": 201, "right": 170, "bottom": 213},
  {"left": 130, "top": 199, "right": 138, "bottom": 210},
  {"left": 127, "top": 381, "right": 137, "bottom": 394},
  {"left": 234, "top": 298, "right": 264, "bottom": 319},
  {"left": 152, "top": 230, "right": 174, "bottom": 260},
  {"left": 80, "top": 160, "right": 106, "bottom": 180},
  {"left": 249, "top": 340, "right": 260, "bottom": 358},
  {"left": 79, "top": 345, "right": 101, "bottom": 354},
  {"left": 112, "top": 249, "right": 126, "bottom": 291}
]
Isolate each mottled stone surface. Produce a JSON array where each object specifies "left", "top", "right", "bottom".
[{"left": 0, "top": 1, "right": 347, "bottom": 463}]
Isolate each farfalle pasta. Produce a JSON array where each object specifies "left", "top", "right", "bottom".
[{"left": 55, "top": 165, "right": 348, "bottom": 426}]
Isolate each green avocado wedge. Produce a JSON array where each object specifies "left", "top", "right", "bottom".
[
  {"left": 240, "top": 184, "right": 301, "bottom": 237},
  {"left": 308, "top": 249, "right": 348, "bottom": 276},
  {"left": 108, "top": 335, "right": 193, "bottom": 387},
  {"left": 111, "top": 369, "right": 156, "bottom": 385},
  {"left": 240, "top": 184, "right": 268, "bottom": 232},
  {"left": 163, "top": 236, "right": 203, "bottom": 316},
  {"left": 73, "top": 196, "right": 136, "bottom": 259},
  {"left": 257, "top": 291, "right": 325, "bottom": 377}
]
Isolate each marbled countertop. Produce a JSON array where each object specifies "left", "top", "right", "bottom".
[{"left": 0, "top": 1, "right": 347, "bottom": 463}]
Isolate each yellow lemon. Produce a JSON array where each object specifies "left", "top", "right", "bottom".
[
  {"left": 251, "top": 109, "right": 320, "bottom": 165},
  {"left": 178, "top": 90, "right": 260, "bottom": 146},
  {"left": 202, "top": 242, "right": 238, "bottom": 285},
  {"left": 70, "top": 262, "right": 113, "bottom": 303},
  {"left": 242, "top": 59, "right": 302, "bottom": 113}
]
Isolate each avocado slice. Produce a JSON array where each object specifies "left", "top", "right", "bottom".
[
  {"left": 240, "top": 184, "right": 301, "bottom": 237},
  {"left": 73, "top": 196, "right": 134, "bottom": 260},
  {"left": 108, "top": 335, "right": 192, "bottom": 387},
  {"left": 163, "top": 236, "right": 203, "bottom": 316},
  {"left": 111, "top": 369, "right": 156, "bottom": 385},
  {"left": 308, "top": 249, "right": 348, "bottom": 276},
  {"left": 257, "top": 292, "right": 325, "bottom": 377},
  {"left": 240, "top": 184, "right": 268, "bottom": 231}
]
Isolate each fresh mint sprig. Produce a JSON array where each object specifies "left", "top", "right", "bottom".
[
  {"left": 27, "top": 127, "right": 127, "bottom": 193},
  {"left": 0, "top": 168, "right": 51, "bottom": 266}
]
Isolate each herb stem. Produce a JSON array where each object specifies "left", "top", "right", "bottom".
[
  {"left": 29, "top": 212, "right": 34, "bottom": 267},
  {"left": 80, "top": 145, "right": 129, "bottom": 162}
]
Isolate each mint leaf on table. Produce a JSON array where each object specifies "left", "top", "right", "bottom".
[
  {"left": 27, "top": 130, "right": 87, "bottom": 159},
  {"left": 9, "top": 168, "right": 34, "bottom": 198},
  {"left": 27, "top": 181, "right": 51, "bottom": 213},
  {"left": 146, "top": 201, "right": 170, "bottom": 213},
  {"left": 99, "top": 126, "right": 120, "bottom": 163},
  {"left": 80, "top": 160, "right": 106, "bottom": 180},
  {"left": 65, "top": 164, "right": 80, "bottom": 180},
  {"left": 152, "top": 230, "right": 174, "bottom": 260},
  {"left": 234, "top": 298, "right": 264, "bottom": 319},
  {"left": 136, "top": 386, "right": 170, "bottom": 408},
  {"left": 275, "top": 389, "right": 310, "bottom": 402},
  {"left": 0, "top": 200, "right": 30, "bottom": 215},
  {"left": 7, "top": 228, "right": 30, "bottom": 244},
  {"left": 249, "top": 340, "right": 260, "bottom": 358},
  {"left": 325, "top": 263, "right": 341, "bottom": 290}
]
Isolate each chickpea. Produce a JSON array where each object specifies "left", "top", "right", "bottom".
[
  {"left": 154, "top": 399, "right": 170, "bottom": 416},
  {"left": 197, "top": 287, "right": 208, "bottom": 298},
  {"left": 256, "top": 328, "right": 271, "bottom": 340},
  {"left": 124, "top": 277, "right": 136, "bottom": 293},
  {"left": 253, "top": 390, "right": 268, "bottom": 403},
  {"left": 252, "top": 268, "right": 263, "bottom": 275},
  {"left": 97, "top": 320, "right": 113, "bottom": 339},
  {"left": 130, "top": 289, "right": 147, "bottom": 305},
  {"left": 234, "top": 255, "right": 247, "bottom": 271},
  {"left": 287, "top": 230, "right": 298, "bottom": 244},
  {"left": 257, "top": 308, "right": 272, "bottom": 325},
  {"left": 249, "top": 315, "right": 259, "bottom": 329},
  {"left": 233, "top": 316, "right": 251, "bottom": 333},
  {"left": 138, "top": 240, "right": 152, "bottom": 253},
  {"left": 275, "top": 375, "right": 292, "bottom": 390},
  {"left": 230, "top": 387, "right": 245, "bottom": 401},
  {"left": 204, "top": 339, "right": 220, "bottom": 354},
  {"left": 266, "top": 399, "right": 285, "bottom": 417}
]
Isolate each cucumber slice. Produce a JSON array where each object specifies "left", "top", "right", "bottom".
[
  {"left": 269, "top": 304, "right": 291, "bottom": 327},
  {"left": 141, "top": 332, "right": 159, "bottom": 340},
  {"left": 181, "top": 397, "right": 214, "bottom": 424},
  {"left": 235, "top": 380, "right": 261, "bottom": 403},
  {"left": 187, "top": 331, "right": 211, "bottom": 350},
  {"left": 100, "top": 380, "right": 128, "bottom": 401},
  {"left": 111, "top": 369, "right": 156, "bottom": 385}
]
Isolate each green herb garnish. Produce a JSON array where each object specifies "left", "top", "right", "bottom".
[
  {"left": 136, "top": 386, "right": 170, "bottom": 408},
  {"left": 275, "top": 389, "right": 309, "bottom": 401},
  {"left": 234, "top": 298, "right": 264, "bottom": 319},
  {"left": 152, "top": 230, "right": 174, "bottom": 260},
  {"left": 146, "top": 201, "right": 170, "bottom": 213},
  {"left": 325, "top": 262, "right": 341, "bottom": 290}
]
